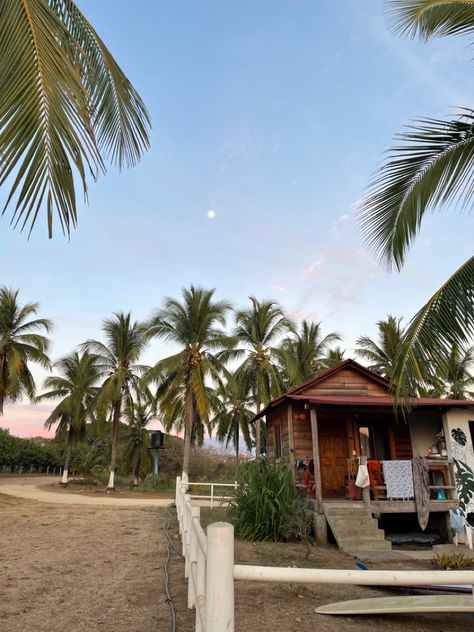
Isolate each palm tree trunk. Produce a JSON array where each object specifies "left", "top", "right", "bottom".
[
  {"left": 61, "top": 442, "right": 72, "bottom": 485},
  {"left": 182, "top": 383, "right": 194, "bottom": 482},
  {"left": 133, "top": 449, "right": 141, "bottom": 487},
  {"left": 108, "top": 399, "right": 121, "bottom": 489},
  {"left": 235, "top": 424, "right": 240, "bottom": 469},
  {"left": 255, "top": 396, "right": 261, "bottom": 459}
]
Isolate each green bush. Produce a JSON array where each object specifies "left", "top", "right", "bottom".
[{"left": 227, "top": 460, "right": 311, "bottom": 542}]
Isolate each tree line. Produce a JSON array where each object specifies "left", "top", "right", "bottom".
[{"left": 1, "top": 285, "right": 474, "bottom": 487}]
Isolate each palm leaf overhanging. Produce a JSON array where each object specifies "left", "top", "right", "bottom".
[
  {"left": 359, "top": 0, "right": 474, "bottom": 399},
  {"left": 388, "top": 1, "right": 474, "bottom": 40},
  {"left": 0, "top": 0, "right": 150, "bottom": 237}
]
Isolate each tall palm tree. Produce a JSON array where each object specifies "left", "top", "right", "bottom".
[
  {"left": 212, "top": 372, "right": 253, "bottom": 467},
  {"left": 279, "top": 320, "right": 340, "bottom": 386},
  {"left": 1, "top": 0, "right": 150, "bottom": 237},
  {"left": 233, "top": 297, "right": 292, "bottom": 458},
  {"left": 0, "top": 286, "right": 52, "bottom": 414},
  {"left": 147, "top": 286, "right": 233, "bottom": 480},
  {"left": 355, "top": 315, "right": 404, "bottom": 381},
  {"left": 359, "top": 0, "right": 474, "bottom": 399},
  {"left": 36, "top": 351, "right": 99, "bottom": 485},
  {"left": 81, "top": 312, "right": 150, "bottom": 489},
  {"left": 429, "top": 344, "right": 474, "bottom": 400}
]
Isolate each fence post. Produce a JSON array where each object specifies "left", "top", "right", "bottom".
[
  {"left": 195, "top": 507, "right": 205, "bottom": 632},
  {"left": 188, "top": 505, "right": 200, "bottom": 609},
  {"left": 210, "top": 483, "right": 214, "bottom": 509},
  {"left": 206, "top": 522, "right": 234, "bottom": 632},
  {"left": 184, "top": 494, "right": 192, "bottom": 577}
]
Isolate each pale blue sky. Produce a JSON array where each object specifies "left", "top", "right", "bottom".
[{"left": 2, "top": 0, "right": 473, "bottom": 436}]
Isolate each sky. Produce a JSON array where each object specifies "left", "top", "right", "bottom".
[{"left": 2, "top": 0, "right": 474, "bottom": 438}]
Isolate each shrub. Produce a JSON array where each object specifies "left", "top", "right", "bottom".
[
  {"left": 433, "top": 552, "right": 474, "bottom": 569},
  {"left": 227, "top": 460, "right": 311, "bottom": 542}
]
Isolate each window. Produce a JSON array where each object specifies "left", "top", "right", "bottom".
[
  {"left": 469, "top": 421, "right": 474, "bottom": 451},
  {"left": 274, "top": 423, "right": 282, "bottom": 459}
]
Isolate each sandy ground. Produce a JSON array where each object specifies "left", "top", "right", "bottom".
[
  {"left": 0, "top": 492, "right": 192, "bottom": 632},
  {"left": 2, "top": 479, "right": 474, "bottom": 632}
]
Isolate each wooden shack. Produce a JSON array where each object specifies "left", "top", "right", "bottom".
[{"left": 254, "top": 359, "right": 473, "bottom": 551}]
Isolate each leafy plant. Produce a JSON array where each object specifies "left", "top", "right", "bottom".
[
  {"left": 433, "top": 552, "right": 474, "bottom": 570},
  {"left": 227, "top": 460, "right": 311, "bottom": 542}
]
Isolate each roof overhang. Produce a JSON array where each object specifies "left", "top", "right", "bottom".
[{"left": 250, "top": 394, "right": 474, "bottom": 423}]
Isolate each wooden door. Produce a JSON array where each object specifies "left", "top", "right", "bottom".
[{"left": 318, "top": 418, "right": 348, "bottom": 497}]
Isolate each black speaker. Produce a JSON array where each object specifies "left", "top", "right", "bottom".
[{"left": 151, "top": 430, "right": 164, "bottom": 448}]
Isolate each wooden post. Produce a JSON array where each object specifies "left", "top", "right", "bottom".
[
  {"left": 360, "top": 455, "right": 371, "bottom": 507},
  {"left": 287, "top": 403, "right": 295, "bottom": 480},
  {"left": 206, "top": 522, "right": 234, "bottom": 632},
  {"left": 310, "top": 407, "right": 327, "bottom": 544}
]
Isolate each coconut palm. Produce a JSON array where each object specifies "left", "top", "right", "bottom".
[
  {"left": 1, "top": 0, "right": 150, "bottom": 237},
  {"left": 429, "top": 344, "right": 474, "bottom": 400},
  {"left": 36, "top": 351, "right": 99, "bottom": 484},
  {"left": 233, "top": 298, "right": 292, "bottom": 458},
  {"left": 213, "top": 372, "right": 254, "bottom": 467},
  {"left": 122, "top": 400, "right": 154, "bottom": 486},
  {"left": 355, "top": 315, "right": 404, "bottom": 381},
  {"left": 279, "top": 320, "right": 340, "bottom": 386},
  {"left": 80, "top": 312, "right": 150, "bottom": 489},
  {"left": 0, "top": 286, "right": 52, "bottom": 414},
  {"left": 318, "top": 346, "right": 346, "bottom": 371},
  {"left": 147, "top": 286, "right": 233, "bottom": 479},
  {"left": 359, "top": 0, "right": 474, "bottom": 399}
]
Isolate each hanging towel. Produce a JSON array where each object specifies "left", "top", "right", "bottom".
[
  {"left": 450, "top": 509, "right": 467, "bottom": 531},
  {"left": 382, "top": 460, "right": 414, "bottom": 499},
  {"left": 355, "top": 464, "right": 370, "bottom": 488},
  {"left": 412, "top": 456, "right": 430, "bottom": 531},
  {"left": 367, "top": 460, "right": 383, "bottom": 491}
]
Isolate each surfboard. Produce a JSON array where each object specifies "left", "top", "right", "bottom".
[{"left": 316, "top": 594, "right": 474, "bottom": 615}]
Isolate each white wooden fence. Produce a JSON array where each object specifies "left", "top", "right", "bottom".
[{"left": 175, "top": 476, "right": 474, "bottom": 632}]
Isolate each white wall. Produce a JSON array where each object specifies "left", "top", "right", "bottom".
[{"left": 444, "top": 408, "right": 474, "bottom": 516}]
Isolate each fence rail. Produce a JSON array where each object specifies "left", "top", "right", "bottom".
[{"left": 175, "top": 476, "right": 474, "bottom": 632}]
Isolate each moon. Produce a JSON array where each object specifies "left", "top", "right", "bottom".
[{"left": 207, "top": 209, "right": 216, "bottom": 219}]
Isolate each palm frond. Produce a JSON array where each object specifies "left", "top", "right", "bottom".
[
  {"left": 393, "top": 257, "right": 474, "bottom": 399},
  {"left": 389, "top": 0, "right": 474, "bottom": 40},
  {"left": 359, "top": 113, "right": 474, "bottom": 269},
  {"left": 0, "top": 0, "right": 150, "bottom": 237}
]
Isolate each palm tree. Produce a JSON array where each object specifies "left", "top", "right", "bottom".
[
  {"left": 123, "top": 400, "right": 154, "bottom": 486},
  {"left": 147, "top": 286, "right": 233, "bottom": 480},
  {"left": 81, "top": 312, "right": 150, "bottom": 489},
  {"left": 359, "top": 0, "right": 474, "bottom": 399},
  {"left": 233, "top": 297, "right": 292, "bottom": 458},
  {"left": 213, "top": 372, "right": 253, "bottom": 467},
  {"left": 355, "top": 315, "right": 404, "bottom": 381},
  {"left": 429, "top": 344, "right": 474, "bottom": 400},
  {"left": 319, "top": 346, "right": 346, "bottom": 371},
  {"left": 36, "top": 351, "right": 99, "bottom": 485},
  {"left": 1, "top": 0, "right": 150, "bottom": 237},
  {"left": 279, "top": 320, "right": 340, "bottom": 386},
  {"left": 0, "top": 286, "right": 52, "bottom": 414}
]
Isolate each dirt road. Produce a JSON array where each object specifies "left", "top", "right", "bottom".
[{"left": 0, "top": 493, "right": 192, "bottom": 632}]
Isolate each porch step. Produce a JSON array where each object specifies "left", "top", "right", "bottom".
[{"left": 323, "top": 505, "right": 392, "bottom": 554}]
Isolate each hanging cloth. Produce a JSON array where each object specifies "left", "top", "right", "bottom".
[
  {"left": 382, "top": 460, "right": 414, "bottom": 499},
  {"left": 355, "top": 464, "right": 370, "bottom": 488},
  {"left": 367, "top": 460, "right": 383, "bottom": 491},
  {"left": 412, "top": 456, "right": 430, "bottom": 531}
]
